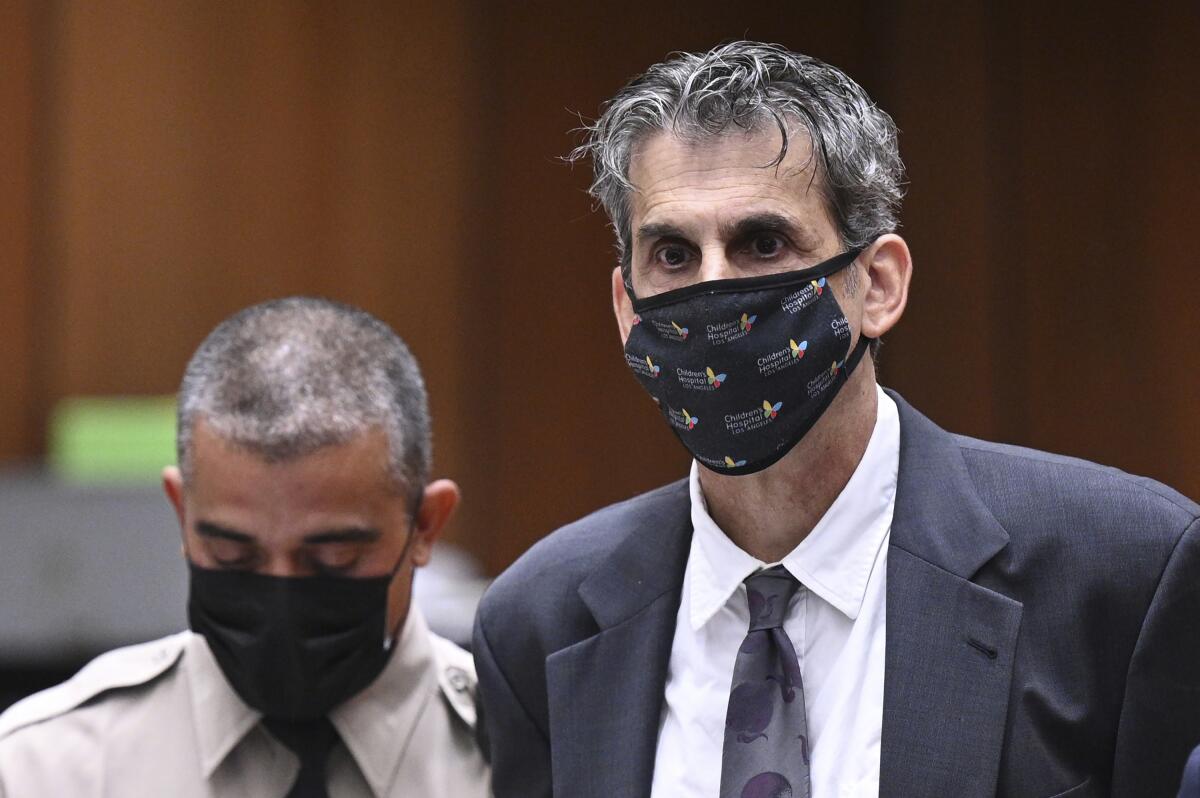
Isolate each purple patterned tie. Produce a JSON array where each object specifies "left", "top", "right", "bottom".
[{"left": 719, "top": 565, "right": 810, "bottom": 798}]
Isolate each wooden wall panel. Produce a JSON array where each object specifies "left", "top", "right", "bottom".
[
  {"left": 6, "top": 0, "right": 1198, "bottom": 574},
  {"left": 861, "top": 1, "right": 1199, "bottom": 505},
  {"left": 1013, "top": 5, "right": 1151, "bottom": 468},
  {"left": 1135, "top": 1, "right": 1200, "bottom": 499},
  {"left": 878, "top": 4, "right": 1002, "bottom": 436},
  {"left": 999, "top": 3, "right": 1199, "bottom": 499},
  {"left": 38, "top": 0, "right": 485, "bottom": 547},
  {"left": 0, "top": 0, "right": 36, "bottom": 460}
]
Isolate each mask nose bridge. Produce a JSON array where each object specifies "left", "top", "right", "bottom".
[{"left": 263, "top": 571, "right": 300, "bottom": 633}]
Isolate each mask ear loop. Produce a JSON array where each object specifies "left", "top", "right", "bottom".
[
  {"left": 382, "top": 487, "right": 426, "bottom": 650},
  {"left": 623, "top": 265, "right": 638, "bottom": 303}
]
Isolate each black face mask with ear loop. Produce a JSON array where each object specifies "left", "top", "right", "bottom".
[
  {"left": 623, "top": 248, "right": 872, "bottom": 475},
  {"left": 187, "top": 522, "right": 418, "bottom": 721}
]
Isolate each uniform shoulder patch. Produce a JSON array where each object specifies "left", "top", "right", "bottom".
[
  {"left": 0, "top": 632, "right": 189, "bottom": 740},
  {"left": 428, "top": 632, "right": 478, "bottom": 729}
]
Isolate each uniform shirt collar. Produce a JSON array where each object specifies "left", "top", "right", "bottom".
[
  {"left": 688, "top": 385, "right": 899, "bottom": 629},
  {"left": 329, "top": 606, "right": 439, "bottom": 798},
  {"left": 184, "top": 631, "right": 260, "bottom": 779},
  {"left": 186, "top": 606, "right": 440, "bottom": 797}
]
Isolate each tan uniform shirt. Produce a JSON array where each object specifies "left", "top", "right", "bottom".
[{"left": 0, "top": 607, "right": 489, "bottom": 797}]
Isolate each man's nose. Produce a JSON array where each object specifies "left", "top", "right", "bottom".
[
  {"left": 696, "top": 246, "right": 737, "bottom": 283},
  {"left": 258, "top": 555, "right": 307, "bottom": 578}
]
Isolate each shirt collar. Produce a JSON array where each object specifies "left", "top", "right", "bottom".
[
  {"left": 185, "top": 606, "right": 439, "bottom": 797},
  {"left": 688, "top": 385, "right": 900, "bottom": 629},
  {"left": 184, "top": 632, "right": 261, "bottom": 779},
  {"left": 329, "top": 605, "right": 439, "bottom": 798}
]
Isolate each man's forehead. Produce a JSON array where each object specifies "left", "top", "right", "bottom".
[
  {"left": 628, "top": 127, "right": 819, "bottom": 193},
  {"left": 627, "top": 128, "right": 832, "bottom": 241},
  {"left": 186, "top": 418, "right": 394, "bottom": 492}
]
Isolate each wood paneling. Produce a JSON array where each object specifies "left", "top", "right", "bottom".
[
  {"left": 878, "top": 3, "right": 1001, "bottom": 435},
  {"left": 883, "top": 2, "right": 1200, "bottom": 501},
  {"left": 5, "top": 1, "right": 1199, "bottom": 573},
  {"left": 1140, "top": 2, "right": 1200, "bottom": 492},
  {"left": 0, "top": 0, "right": 36, "bottom": 459},
  {"left": 36, "top": 0, "right": 485, "bottom": 548}
]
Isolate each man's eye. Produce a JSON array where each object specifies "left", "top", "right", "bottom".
[
  {"left": 310, "top": 544, "right": 363, "bottom": 575},
  {"left": 208, "top": 540, "right": 257, "bottom": 569},
  {"left": 653, "top": 245, "right": 691, "bottom": 268},
  {"left": 749, "top": 234, "right": 786, "bottom": 257}
]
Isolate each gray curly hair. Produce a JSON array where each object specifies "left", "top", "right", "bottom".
[
  {"left": 569, "top": 41, "right": 905, "bottom": 284},
  {"left": 176, "top": 297, "right": 431, "bottom": 506}
]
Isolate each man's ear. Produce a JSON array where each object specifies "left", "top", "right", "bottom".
[
  {"left": 859, "top": 233, "right": 912, "bottom": 340},
  {"left": 612, "top": 266, "right": 637, "bottom": 345},
  {"left": 162, "top": 466, "right": 188, "bottom": 552},
  {"left": 409, "top": 479, "right": 460, "bottom": 567}
]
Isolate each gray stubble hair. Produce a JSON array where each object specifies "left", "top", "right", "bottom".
[{"left": 176, "top": 297, "right": 431, "bottom": 506}]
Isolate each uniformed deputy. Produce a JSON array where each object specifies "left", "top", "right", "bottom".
[{"left": 0, "top": 297, "right": 491, "bottom": 798}]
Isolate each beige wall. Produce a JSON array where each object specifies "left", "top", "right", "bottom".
[{"left": 2, "top": 0, "right": 1198, "bottom": 573}]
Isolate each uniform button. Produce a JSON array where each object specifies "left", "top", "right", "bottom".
[{"left": 446, "top": 667, "right": 470, "bottom": 693}]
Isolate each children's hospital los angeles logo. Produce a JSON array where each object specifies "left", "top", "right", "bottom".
[
  {"left": 781, "top": 278, "right": 827, "bottom": 314},
  {"left": 625, "top": 352, "right": 662, "bottom": 378},
  {"left": 667, "top": 407, "right": 700, "bottom": 431},
  {"left": 645, "top": 318, "right": 690, "bottom": 341},
  {"left": 676, "top": 364, "right": 728, "bottom": 391},
  {"left": 725, "top": 399, "right": 784, "bottom": 435},
  {"left": 805, "top": 359, "right": 843, "bottom": 398},
  {"left": 694, "top": 453, "right": 748, "bottom": 470},
  {"left": 705, "top": 311, "right": 758, "bottom": 346},
  {"left": 756, "top": 338, "right": 808, "bottom": 378}
]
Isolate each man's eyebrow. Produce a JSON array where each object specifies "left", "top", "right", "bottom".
[
  {"left": 301, "top": 528, "right": 382, "bottom": 545},
  {"left": 721, "top": 212, "right": 819, "bottom": 248},
  {"left": 195, "top": 521, "right": 255, "bottom": 543},
  {"left": 635, "top": 222, "right": 689, "bottom": 244}
]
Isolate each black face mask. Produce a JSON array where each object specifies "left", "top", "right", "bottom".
[
  {"left": 623, "top": 249, "right": 871, "bottom": 475},
  {"left": 187, "top": 558, "right": 402, "bottom": 720}
]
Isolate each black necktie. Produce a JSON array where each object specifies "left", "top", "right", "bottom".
[
  {"left": 719, "top": 565, "right": 811, "bottom": 798},
  {"left": 264, "top": 717, "right": 341, "bottom": 798}
]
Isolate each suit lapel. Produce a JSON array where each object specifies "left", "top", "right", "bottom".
[
  {"left": 546, "top": 481, "right": 692, "bottom": 798},
  {"left": 880, "top": 392, "right": 1024, "bottom": 797},
  {"left": 542, "top": 395, "right": 1024, "bottom": 795}
]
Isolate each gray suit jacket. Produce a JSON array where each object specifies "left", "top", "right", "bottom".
[
  {"left": 1180, "top": 745, "right": 1200, "bottom": 798},
  {"left": 474, "top": 392, "right": 1200, "bottom": 797}
]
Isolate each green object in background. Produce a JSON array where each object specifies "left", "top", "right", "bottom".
[{"left": 49, "top": 396, "right": 177, "bottom": 483}]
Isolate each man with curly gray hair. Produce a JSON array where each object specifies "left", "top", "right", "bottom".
[{"left": 474, "top": 42, "right": 1200, "bottom": 798}]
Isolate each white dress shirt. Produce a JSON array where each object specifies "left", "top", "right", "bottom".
[{"left": 650, "top": 386, "right": 899, "bottom": 798}]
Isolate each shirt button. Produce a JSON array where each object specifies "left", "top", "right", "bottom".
[{"left": 446, "top": 667, "right": 470, "bottom": 693}]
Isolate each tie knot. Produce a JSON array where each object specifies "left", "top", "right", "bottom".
[{"left": 744, "top": 565, "right": 799, "bottom": 631}]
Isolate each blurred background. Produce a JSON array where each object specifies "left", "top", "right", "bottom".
[{"left": 1, "top": 0, "right": 1197, "bottom": 709}]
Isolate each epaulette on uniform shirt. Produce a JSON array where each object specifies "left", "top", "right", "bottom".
[
  {"left": 429, "top": 632, "right": 478, "bottom": 730},
  {"left": 0, "top": 632, "right": 188, "bottom": 740}
]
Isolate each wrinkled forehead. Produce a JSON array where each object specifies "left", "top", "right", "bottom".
[
  {"left": 628, "top": 118, "right": 816, "bottom": 189},
  {"left": 626, "top": 126, "right": 831, "bottom": 230}
]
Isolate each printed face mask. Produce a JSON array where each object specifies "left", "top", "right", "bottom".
[
  {"left": 188, "top": 557, "right": 402, "bottom": 720},
  {"left": 623, "top": 249, "right": 871, "bottom": 475}
]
